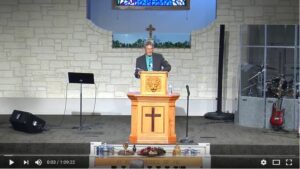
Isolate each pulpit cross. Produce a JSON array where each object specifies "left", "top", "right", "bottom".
[{"left": 145, "top": 107, "right": 161, "bottom": 132}]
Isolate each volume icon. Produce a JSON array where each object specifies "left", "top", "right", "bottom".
[{"left": 35, "top": 159, "right": 42, "bottom": 166}]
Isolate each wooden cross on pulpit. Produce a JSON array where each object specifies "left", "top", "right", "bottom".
[
  {"left": 145, "top": 107, "right": 161, "bottom": 132},
  {"left": 146, "top": 24, "right": 155, "bottom": 39}
]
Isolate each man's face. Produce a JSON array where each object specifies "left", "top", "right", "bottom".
[{"left": 144, "top": 45, "right": 154, "bottom": 55}]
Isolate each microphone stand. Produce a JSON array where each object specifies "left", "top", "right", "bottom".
[{"left": 180, "top": 85, "right": 194, "bottom": 144}]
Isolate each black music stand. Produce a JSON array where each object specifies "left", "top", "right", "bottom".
[{"left": 68, "top": 72, "right": 95, "bottom": 130}]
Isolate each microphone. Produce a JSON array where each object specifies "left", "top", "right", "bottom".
[
  {"left": 180, "top": 84, "right": 193, "bottom": 143},
  {"left": 186, "top": 85, "right": 190, "bottom": 96},
  {"left": 149, "top": 63, "right": 153, "bottom": 71}
]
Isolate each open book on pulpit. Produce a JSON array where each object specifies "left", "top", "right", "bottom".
[{"left": 127, "top": 71, "right": 180, "bottom": 144}]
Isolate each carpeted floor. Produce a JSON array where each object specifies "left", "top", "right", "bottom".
[{"left": 0, "top": 115, "right": 298, "bottom": 145}]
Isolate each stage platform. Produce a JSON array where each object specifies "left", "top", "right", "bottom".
[{"left": 0, "top": 115, "right": 298, "bottom": 168}]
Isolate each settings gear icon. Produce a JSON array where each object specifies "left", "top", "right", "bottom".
[{"left": 261, "top": 159, "right": 267, "bottom": 166}]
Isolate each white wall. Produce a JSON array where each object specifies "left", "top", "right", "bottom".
[{"left": 0, "top": 0, "right": 298, "bottom": 115}]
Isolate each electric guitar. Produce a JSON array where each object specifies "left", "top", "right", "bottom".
[{"left": 270, "top": 98, "right": 284, "bottom": 130}]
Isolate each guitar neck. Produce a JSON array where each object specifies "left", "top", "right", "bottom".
[{"left": 276, "top": 98, "right": 283, "bottom": 111}]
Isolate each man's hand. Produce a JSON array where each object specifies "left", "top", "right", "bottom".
[{"left": 134, "top": 68, "right": 144, "bottom": 79}]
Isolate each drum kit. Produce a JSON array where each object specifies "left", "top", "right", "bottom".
[{"left": 243, "top": 65, "right": 299, "bottom": 98}]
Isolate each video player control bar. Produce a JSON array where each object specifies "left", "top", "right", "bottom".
[{"left": 1, "top": 155, "right": 88, "bottom": 168}]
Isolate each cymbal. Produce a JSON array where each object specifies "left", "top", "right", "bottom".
[
  {"left": 241, "top": 64, "right": 255, "bottom": 72},
  {"left": 255, "top": 65, "right": 277, "bottom": 70}
]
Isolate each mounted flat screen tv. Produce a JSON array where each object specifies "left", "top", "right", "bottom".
[{"left": 113, "top": 0, "right": 190, "bottom": 10}]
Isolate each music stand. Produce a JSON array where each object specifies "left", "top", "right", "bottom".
[{"left": 68, "top": 72, "right": 95, "bottom": 130}]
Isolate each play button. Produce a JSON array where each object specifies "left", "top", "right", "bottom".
[{"left": 9, "top": 159, "right": 14, "bottom": 166}]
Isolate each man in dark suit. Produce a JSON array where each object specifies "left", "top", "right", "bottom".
[{"left": 134, "top": 41, "right": 171, "bottom": 78}]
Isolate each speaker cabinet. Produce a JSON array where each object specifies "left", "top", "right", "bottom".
[{"left": 10, "top": 110, "right": 45, "bottom": 133}]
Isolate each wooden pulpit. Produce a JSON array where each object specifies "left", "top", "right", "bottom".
[{"left": 128, "top": 71, "right": 180, "bottom": 144}]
